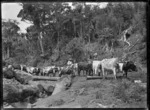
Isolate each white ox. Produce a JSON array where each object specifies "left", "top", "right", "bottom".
[
  {"left": 26, "top": 66, "right": 36, "bottom": 74},
  {"left": 100, "top": 58, "right": 119, "bottom": 79},
  {"left": 42, "top": 66, "right": 56, "bottom": 76},
  {"left": 92, "top": 60, "right": 102, "bottom": 76}
]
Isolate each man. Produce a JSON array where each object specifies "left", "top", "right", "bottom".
[{"left": 93, "top": 53, "right": 98, "bottom": 60}]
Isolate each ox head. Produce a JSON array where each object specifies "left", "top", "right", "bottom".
[{"left": 126, "top": 61, "right": 138, "bottom": 72}]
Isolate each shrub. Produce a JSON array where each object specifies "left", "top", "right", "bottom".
[{"left": 96, "top": 91, "right": 103, "bottom": 99}]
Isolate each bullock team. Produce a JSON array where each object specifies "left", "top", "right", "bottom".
[{"left": 4, "top": 57, "right": 138, "bottom": 79}]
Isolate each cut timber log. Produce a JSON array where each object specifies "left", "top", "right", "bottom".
[
  {"left": 86, "top": 76, "right": 103, "bottom": 80},
  {"left": 33, "top": 76, "right": 60, "bottom": 81},
  {"left": 52, "top": 75, "right": 72, "bottom": 95}
]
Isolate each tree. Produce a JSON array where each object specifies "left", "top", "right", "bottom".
[{"left": 2, "top": 19, "right": 20, "bottom": 60}]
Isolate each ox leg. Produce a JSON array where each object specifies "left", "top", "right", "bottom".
[
  {"left": 78, "top": 69, "right": 80, "bottom": 76},
  {"left": 113, "top": 68, "right": 117, "bottom": 79},
  {"left": 124, "top": 71, "right": 128, "bottom": 78},
  {"left": 91, "top": 70, "right": 93, "bottom": 76},
  {"left": 102, "top": 68, "right": 105, "bottom": 79},
  {"left": 94, "top": 68, "right": 97, "bottom": 76}
]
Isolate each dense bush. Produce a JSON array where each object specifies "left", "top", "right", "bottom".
[{"left": 65, "top": 38, "right": 86, "bottom": 62}]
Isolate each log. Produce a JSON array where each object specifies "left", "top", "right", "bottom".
[
  {"left": 14, "top": 70, "right": 33, "bottom": 84},
  {"left": 52, "top": 75, "right": 72, "bottom": 95},
  {"left": 32, "top": 75, "right": 73, "bottom": 108},
  {"left": 86, "top": 76, "right": 103, "bottom": 80},
  {"left": 32, "top": 76, "right": 60, "bottom": 81}
]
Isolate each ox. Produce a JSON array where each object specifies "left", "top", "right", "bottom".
[
  {"left": 100, "top": 58, "right": 119, "bottom": 79},
  {"left": 26, "top": 66, "right": 36, "bottom": 75},
  {"left": 77, "top": 62, "right": 93, "bottom": 76},
  {"left": 10, "top": 64, "right": 27, "bottom": 72},
  {"left": 72, "top": 63, "right": 78, "bottom": 76},
  {"left": 118, "top": 61, "right": 138, "bottom": 77},
  {"left": 58, "top": 66, "right": 74, "bottom": 77},
  {"left": 92, "top": 60, "right": 102, "bottom": 76},
  {"left": 41, "top": 66, "right": 59, "bottom": 77},
  {"left": 33, "top": 67, "right": 41, "bottom": 76}
]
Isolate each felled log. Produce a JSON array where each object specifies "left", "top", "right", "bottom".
[
  {"left": 32, "top": 76, "right": 60, "bottom": 81},
  {"left": 14, "top": 70, "right": 33, "bottom": 84},
  {"left": 86, "top": 76, "right": 103, "bottom": 80},
  {"left": 52, "top": 75, "right": 72, "bottom": 95},
  {"left": 32, "top": 75, "right": 73, "bottom": 108}
]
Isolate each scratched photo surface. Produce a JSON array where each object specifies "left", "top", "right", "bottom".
[{"left": 2, "top": 2, "right": 147, "bottom": 108}]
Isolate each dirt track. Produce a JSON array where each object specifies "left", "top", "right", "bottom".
[{"left": 31, "top": 72, "right": 147, "bottom": 108}]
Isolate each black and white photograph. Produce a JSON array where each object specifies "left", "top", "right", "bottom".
[{"left": 2, "top": 2, "right": 147, "bottom": 108}]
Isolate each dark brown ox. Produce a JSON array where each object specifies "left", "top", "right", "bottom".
[
  {"left": 118, "top": 61, "right": 138, "bottom": 77},
  {"left": 77, "top": 61, "right": 93, "bottom": 76}
]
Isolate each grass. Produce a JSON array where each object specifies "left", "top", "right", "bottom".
[
  {"left": 113, "top": 79, "right": 147, "bottom": 103},
  {"left": 52, "top": 99, "right": 65, "bottom": 106}
]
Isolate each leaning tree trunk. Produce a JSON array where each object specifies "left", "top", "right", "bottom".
[{"left": 38, "top": 32, "right": 44, "bottom": 55}]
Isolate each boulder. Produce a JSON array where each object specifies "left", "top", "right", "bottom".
[
  {"left": 3, "top": 78, "right": 40, "bottom": 105},
  {"left": 3, "top": 84, "right": 22, "bottom": 103},
  {"left": 45, "top": 85, "right": 55, "bottom": 96},
  {"left": 14, "top": 70, "right": 33, "bottom": 84},
  {"left": 3, "top": 68, "right": 15, "bottom": 79}
]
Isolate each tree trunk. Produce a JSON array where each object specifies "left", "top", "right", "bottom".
[
  {"left": 57, "top": 31, "right": 60, "bottom": 51},
  {"left": 38, "top": 32, "right": 44, "bottom": 55},
  {"left": 7, "top": 46, "right": 10, "bottom": 59},
  {"left": 80, "top": 21, "right": 83, "bottom": 38},
  {"left": 73, "top": 20, "right": 76, "bottom": 37}
]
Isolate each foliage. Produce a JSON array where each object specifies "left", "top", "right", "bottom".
[
  {"left": 65, "top": 37, "right": 85, "bottom": 62},
  {"left": 2, "top": 2, "right": 146, "bottom": 67}
]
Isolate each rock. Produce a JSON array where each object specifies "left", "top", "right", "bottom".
[
  {"left": 134, "top": 80, "right": 142, "bottom": 83},
  {"left": 14, "top": 70, "right": 33, "bottom": 84},
  {"left": 3, "top": 68, "right": 15, "bottom": 79},
  {"left": 3, "top": 78, "right": 40, "bottom": 104},
  {"left": 97, "top": 103, "right": 115, "bottom": 108},
  {"left": 51, "top": 102, "right": 82, "bottom": 108},
  {"left": 10, "top": 102, "right": 32, "bottom": 108},
  {"left": 3, "top": 84, "right": 22, "bottom": 103},
  {"left": 45, "top": 85, "right": 55, "bottom": 96}
]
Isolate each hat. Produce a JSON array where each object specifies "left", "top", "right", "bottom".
[
  {"left": 68, "top": 58, "right": 73, "bottom": 61},
  {"left": 94, "top": 53, "right": 98, "bottom": 56}
]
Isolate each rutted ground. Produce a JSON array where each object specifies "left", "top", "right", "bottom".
[{"left": 32, "top": 72, "right": 147, "bottom": 108}]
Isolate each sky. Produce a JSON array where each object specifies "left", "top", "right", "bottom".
[{"left": 2, "top": 2, "right": 108, "bottom": 33}]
